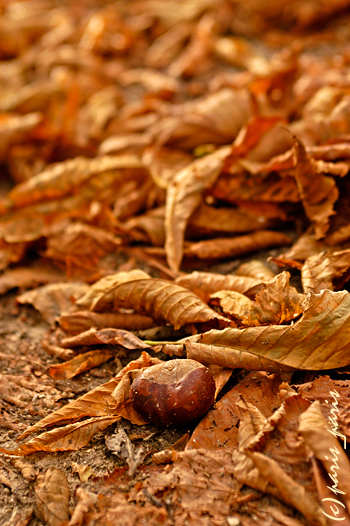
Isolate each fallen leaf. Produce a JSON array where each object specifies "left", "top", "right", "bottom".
[
  {"left": 105, "top": 426, "right": 145, "bottom": 476},
  {"left": 17, "top": 282, "right": 90, "bottom": 324},
  {"left": 212, "top": 272, "right": 304, "bottom": 326},
  {"left": 301, "top": 249, "right": 350, "bottom": 293},
  {"left": 60, "top": 327, "right": 150, "bottom": 350},
  {"left": 187, "top": 371, "right": 291, "bottom": 450},
  {"left": 235, "top": 260, "right": 275, "bottom": 281},
  {"left": 292, "top": 138, "right": 339, "bottom": 239},
  {"left": 183, "top": 230, "right": 291, "bottom": 260},
  {"left": 48, "top": 348, "right": 117, "bottom": 380},
  {"left": 248, "top": 451, "right": 326, "bottom": 526},
  {"left": 182, "top": 289, "right": 350, "bottom": 370},
  {"left": 175, "top": 271, "right": 262, "bottom": 302},
  {"left": 69, "top": 487, "right": 97, "bottom": 526},
  {"left": 1, "top": 416, "right": 120, "bottom": 455},
  {"left": 35, "top": 467, "right": 70, "bottom": 526},
  {"left": 91, "top": 278, "right": 232, "bottom": 330},
  {"left": 76, "top": 269, "right": 150, "bottom": 310},
  {"left": 299, "top": 400, "right": 350, "bottom": 513},
  {"left": 165, "top": 145, "right": 231, "bottom": 273},
  {"left": 59, "top": 311, "right": 154, "bottom": 334},
  {"left": 17, "top": 351, "right": 157, "bottom": 440}
]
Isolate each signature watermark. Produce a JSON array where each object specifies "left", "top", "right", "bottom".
[{"left": 322, "top": 389, "right": 347, "bottom": 522}]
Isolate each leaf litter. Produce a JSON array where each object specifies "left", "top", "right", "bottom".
[{"left": 2, "top": 2, "right": 350, "bottom": 526}]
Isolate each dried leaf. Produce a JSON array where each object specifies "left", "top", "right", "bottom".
[
  {"left": 188, "top": 201, "right": 275, "bottom": 235},
  {"left": 35, "top": 467, "right": 70, "bottom": 526},
  {"left": 0, "top": 262, "right": 64, "bottom": 295},
  {"left": 235, "top": 260, "right": 275, "bottom": 281},
  {"left": 60, "top": 327, "right": 150, "bottom": 350},
  {"left": 76, "top": 270, "right": 150, "bottom": 310},
  {"left": 105, "top": 426, "right": 145, "bottom": 476},
  {"left": 165, "top": 145, "right": 231, "bottom": 273},
  {"left": 17, "top": 282, "right": 89, "bottom": 324},
  {"left": 248, "top": 451, "right": 326, "bottom": 526},
  {"left": 187, "top": 371, "right": 290, "bottom": 450},
  {"left": 184, "top": 230, "right": 291, "bottom": 260},
  {"left": 212, "top": 272, "right": 304, "bottom": 326},
  {"left": 184, "top": 289, "right": 350, "bottom": 370},
  {"left": 6, "top": 155, "right": 148, "bottom": 209},
  {"left": 293, "top": 139, "right": 339, "bottom": 239},
  {"left": 1, "top": 416, "right": 120, "bottom": 455},
  {"left": 154, "top": 88, "right": 252, "bottom": 149},
  {"left": 59, "top": 311, "right": 154, "bottom": 334},
  {"left": 48, "top": 348, "right": 117, "bottom": 380},
  {"left": 91, "top": 278, "right": 232, "bottom": 330},
  {"left": 69, "top": 487, "right": 97, "bottom": 526},
  {"left": 301, "top": 249, "right": 350, "bottom": 293},
  {"left": 299, "top": 400, "right": 350, "bottom": 513},
  {"left": 175, "top": 271, "right": 262, "bottom": 302}
]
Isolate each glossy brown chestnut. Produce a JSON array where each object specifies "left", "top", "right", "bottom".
[{"left": 129, "top": 359, "right": 215, "bottom": 428}]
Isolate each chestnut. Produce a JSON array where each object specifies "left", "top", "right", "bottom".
[{"left": 129, "top": 359, "right": 215, "bottom": 428}]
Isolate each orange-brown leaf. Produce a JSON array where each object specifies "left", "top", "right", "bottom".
[
  {"left": 48, "top": 348, "right": 117, "bottom": 380},
  {"left": 293, "top": 139, "right": 338, "bottom": 239},
  {"left": 60, "top": 327, "right": 150, "bottom": 350},
  {"left": 184, "top": 230, "right": 291, "bottom": 260},
  {"left": 91, "top": 278, "right": 231, "bottom": 330},
  {"left": 59, "top": 311, "right": 154, "bottom": 334},
  {"left": 175, "top": 271, "right": 262, "bottom": 302},
  {"left": 212, "top": 272, "right": 304, "bottom": 326},
  {"left": 301, "top": 249, "right": 350, "bottom": 293},
  {"left": 35, "top": 467, "right": 70, "bottom": 526},
  {"left": 165, "top": 145, "right": 231, "bottom": 273},
  {"left": 0, "top": 416, "right": 120, "bottom": 456},
  {"left": 184, "top": 289, "right": 350, "bottom": 370}
]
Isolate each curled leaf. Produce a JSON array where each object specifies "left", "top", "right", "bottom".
[
  {"left": 91, "top": 278, "right": 232, "bottom": 330},
  {"left": 35, "top": 467, "right": 70, "bottom": 526},
  {"left": 175, "top": 271, "right": 262, "bottom": 302},
  {"left": 184, "top": 289, "right": 350, "bottom": 370}
]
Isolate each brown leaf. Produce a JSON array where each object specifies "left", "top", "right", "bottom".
[
  {"left": 248, "top": 451, "right": 326, "bottom": 526},
  {"left": 187, "top": 371, "right": 291, "bottom": 450},
  {"left": 17, "top": 282, "right": 90, "bottom": 324},
  {"left": 7, "top": 154, "right": 148, "bottom": 209},
  {"left": 301, "top": 249, "right": 350, "bottom": 293},
  {"left": 235, "top": 260, "right": 275, "bottom": 281},
  {"left": 165, "top": 145, "right": 231, "bottom": 273},
  {"left": 187, "top": 201, "right": 275, "bottom": 235},
  {"left": 153, "top": 88, "right": 252, "bottom": 149},
  {"left": 134, "top": 448, "right": 242, "bottom": 523},
  {"left": 0, "top": 112, "right": 43, "bottom": 164},
  {"left": 0, "top": 240, "right": 28, "bottom": 272},
  {"left": 91, "top": 278, "right": 232, "bottom": 330},
  {"left": 69, "top": 487, "right": 97, "bottom": 526},
  {"left": 0, "top": 261, "right": 64, "bottom": 295},
  {"left": 48, "top": 348, "right": 117, "bottom": 380},
  {"left": 184, "top": 289, "right": 350, "bottom": 370},
  {"left": 175, "top": 271, "right": 262, "bottom": 302},
  {"left": 43, "top": 223, "right": 122, "bottom": 273},
  {"left": 59, "top": 311, "right": 154, "bottom": 334},
  {"left": 293, "top": 138, "right": 339, "bottom": 239},
  {"left": 299, "top": 400, "right": 350, "bottom": 514},
  {"left": 35, "top": 467, "right": 70, "bottom": 526},
  {"left": 60, "top": 327, "right": 150, "bottom": 350},
  {"left": 76, "top": 270, "right": 150, "bottom": 310},
  {"left": 1, "top": 416, "right": 120, "bottom": 455},
  {"left": 183, "top": 230, "right": 291, "bottom": 260},
  {"left": 212, "top": 272, "right": 304, "bottom": 326}
]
